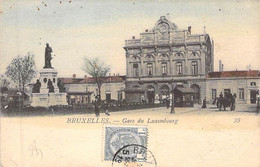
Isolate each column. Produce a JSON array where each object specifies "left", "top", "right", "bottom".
[
  {"left": 140, "top": 53, "right": 144, "bottom": 76},
  {"left": 169, "top": 50, "right": 173, "bottom": 75}
]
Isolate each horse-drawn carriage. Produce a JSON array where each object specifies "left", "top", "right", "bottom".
[{"left": 213, "top": 92, "right": 236, "bottom": 111}]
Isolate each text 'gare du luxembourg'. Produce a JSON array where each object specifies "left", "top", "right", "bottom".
[{"left": 29, "top": 16, "right": 260, "bottom": 106}]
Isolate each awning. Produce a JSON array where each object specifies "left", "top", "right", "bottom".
[
  {"left": 125, "top": 89, "right": 145, "bottom": 93},
  {"left": 174, "top": 87, "right": 197, "bottom": 93}
]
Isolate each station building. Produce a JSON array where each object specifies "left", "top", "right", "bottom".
[{"left": 124, "top": 16, "right": 214, "bottom": 103}]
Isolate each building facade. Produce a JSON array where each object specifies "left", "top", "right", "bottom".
[
  {"left": 206, "top": 70, "right": 260, "bottom": 104},
  {"left": 60, "top": 75, "right": 125, "bottom": 104},
  {"left": 124, "top": 16, "right": 214, "bottom": 103}
]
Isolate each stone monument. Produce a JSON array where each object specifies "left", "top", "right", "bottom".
[{"left": 30, "top": 43, "right": 68, "bottom": 107}]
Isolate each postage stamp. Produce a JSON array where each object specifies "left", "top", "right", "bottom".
[
  {"left": 104, "top": 126, "right": 148, "bottom": 161},
  {"left": 112, "top": 144, "right": 157, "bottom": 167}
]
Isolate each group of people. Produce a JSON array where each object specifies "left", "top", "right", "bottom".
[{"left": 213, "top": 91, "right": 236, "bottom": 111}]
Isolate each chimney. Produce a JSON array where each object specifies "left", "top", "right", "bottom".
[
  {"left": 188, "top": 26, "right": 191, "bottom": 35},
  {"left": 118, "top": 73, "right": 119, "bottom": 76},
  {"left": 84, "top": 75, "right": 87, "bottom": 80},
  {"left": 73, "top": 74, "right": 76, "bottom": 79},
  {"left": 219, "top": 60, "right": 222, "bottom": 71},
  {"left": 145, "top": 29, "right": 148, "bottom": 32},
  {"left": 132, "top": 36, "right": 135, "bottom": 39}
]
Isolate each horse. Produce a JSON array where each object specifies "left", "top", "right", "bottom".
[{"left": 216, "top": 94, "right": 235, "bottom": 111}]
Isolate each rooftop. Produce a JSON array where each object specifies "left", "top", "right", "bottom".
[
  {"left": 59, "top": 75, "right": 126, "bottom": 84},
  {"left": 207, "top": 70, "right": 260, "bottom": 78}
]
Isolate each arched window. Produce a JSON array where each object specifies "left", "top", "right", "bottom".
[
  {"left": 162, "top": 62, "right": 167, "bottom": 75},
  {"left": 177, "top": 62, "right": 182, "bottom": 74},
  {"left": 133, "top": 64, "right": 139, "bottom": 76},
  {"left": 191, "top": 61, "right": 198, "bottom": 75},
  {"left": 147, "top": 63, "right": 153, "bottom": 76}
]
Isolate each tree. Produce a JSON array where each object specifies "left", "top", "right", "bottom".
[
  {"left": 82, "top": 57, "right": 110, "bottom": 101},
  {"left": 5, "top": 53, "right": 37, "bottom": 94}
]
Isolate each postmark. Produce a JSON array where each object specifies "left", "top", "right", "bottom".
[
  {"left": 104, "top": 126, "right": 148, "bottom": 161},
  {"left": 112, "top": 144, "right": 157, "bottom": 167}
]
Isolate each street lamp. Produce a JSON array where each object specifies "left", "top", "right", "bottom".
[
  {"left": 169, "top": 79, "right": 175, "bottom": 114},
  {"left": 169, "top": 79, "right": 187, "bottom": 114},
  {"left": 16, "top": 91, "right": 22, "bottom": 116}
]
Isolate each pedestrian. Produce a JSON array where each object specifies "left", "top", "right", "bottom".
[
  {"left": 230, "top": 93, "right": 236, "bottom": 111},
  {"left": 202, "top": 98, "right": 207, "bottom": 108},
  {"left": 104, "top": 101, "right": 110, "bottom": 116},
  {"left": 219, "top": 92, "right": 223, "bottom": 111},
  {"left": 94, "top": 99, "right": 100, "bottom": 117}
]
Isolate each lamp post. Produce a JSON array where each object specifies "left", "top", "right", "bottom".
[
  {"left": 169, "top": 79, "right": 187, "bottom": 114},
  {"left": 170, "top": 82, "right": 175, "bottom": 114},
  {"left": 168, "top": 79, "right": 175, "bottom": 114},
  {"left": 17, "top": 91, "right": 22, "bottom": 115}
]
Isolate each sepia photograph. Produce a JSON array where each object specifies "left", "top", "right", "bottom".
[{"left": 0, "top": 0, "right": 259, "bottom": 166}]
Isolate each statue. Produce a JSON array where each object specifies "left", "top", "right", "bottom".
[
  {"left": 47, "top": 79, "right": 54, "bottom": 92},
  {"left": 44, "top": 43, "right": 53, "bottom": 68},
  {"left": 57, "top": 79, "right": 65, "bottom": 92},
  {"left": 32, "top": 79, "right": 41, "bottom": 93}
]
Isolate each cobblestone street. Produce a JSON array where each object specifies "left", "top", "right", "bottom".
[{"left": 103, "top": 103, "right": 259, "bottom": 117}]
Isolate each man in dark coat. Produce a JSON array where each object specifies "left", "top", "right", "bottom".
[
  {"left": 93, "top": 96, "right": 100, "bottom": 117},
  {"left": 230, "top": 93, "right": 236, "bottom": 111},
  {"left": 219, "top": 92, "right": 223, "bottom": 111}
]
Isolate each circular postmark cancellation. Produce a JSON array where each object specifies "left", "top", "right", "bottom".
[{"left": 112, "top": 144, "right": 157, "bottom": 167}]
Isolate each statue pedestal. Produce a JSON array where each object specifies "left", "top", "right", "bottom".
[
  {"left": 30, "top": 68, "right": 68, "bottom": 107},
  {"left": 30, "top": 93, "right": 68, "bottom": 107}
]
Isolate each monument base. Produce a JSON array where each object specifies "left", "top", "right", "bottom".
[{"left": 30, "top": 93, "right": 68, "bottom": 107}]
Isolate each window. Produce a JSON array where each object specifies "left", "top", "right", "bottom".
[
  {"left": 147, "top": 63, "right": 153, "bottom": 76},
  {"left": 191, "top": 61, "right": 198, "bottom": 75},
  {"left": 85, "top": 96, "right": 90, "bottom": 103},
  {"left": 238, "top": 88, "right": 244, "bottom": 99},
  {"left": 162, "top": 62, "right": 167, "bottom": 75},
  {"left": 177, "top": 62, "right": 182, "bottom": 74},
  {"left": 251, "top": 82, "right": 256, "bottom": 86},
  {"left": 133, "top": 64, "right": 139, "bottom": 76},
  {"left": 117, "top": 91, "right": 123, "bottom": 101},
  {"left": 211, "top": 89, "right": 217, "bottom": 99},
  {"left": 106, "top": 92, "right": 111, "bottom": 101}
]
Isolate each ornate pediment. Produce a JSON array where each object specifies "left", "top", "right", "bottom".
[
  {"left": 189, "top": 51, "right": 201, "bottom": 58},
  {"left": 130, "top": 54, "right": 141, "bottom": 62},
  {"left": 153, "top": 16, "right": 178, "bottom": 32},
  {"left": 174, "top": 51, "right": 185, "bottom": 57},
  {"left": 158, "top": 52, "right": 170, "bottom": 61},
  {"left": 144, "top": 54, "right": 155, "bottom": 61}
]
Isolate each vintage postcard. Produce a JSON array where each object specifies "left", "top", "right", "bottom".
[{"left": 0, "top": 0, "right": 259, "bottom": 166}]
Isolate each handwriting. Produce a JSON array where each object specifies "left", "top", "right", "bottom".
[{"left": 28, "top": 140, "right": 43, "bottom": 160}]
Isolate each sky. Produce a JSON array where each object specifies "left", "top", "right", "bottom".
[{"left": 0, "top": 0, "right": 260, "bottom": 78}]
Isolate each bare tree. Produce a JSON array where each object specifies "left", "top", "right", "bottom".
[
  {"left": 5, "top": 53, "right": 36, "bottom": 94},
  {"left": 82, "top": 57, "right": 110, "bottom": 101}
]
